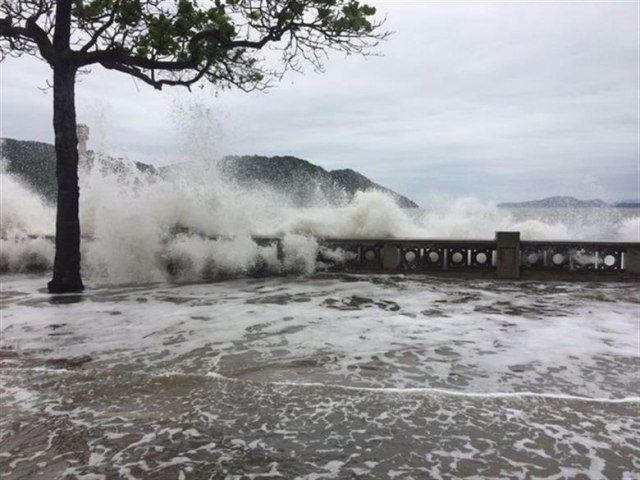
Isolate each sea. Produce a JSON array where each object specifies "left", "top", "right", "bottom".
[{"left": 1, "top": 157, "right": 639, "bottom": 479}]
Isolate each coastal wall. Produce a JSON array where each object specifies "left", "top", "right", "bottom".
[
  {"left": 4, "top": 231, "right": 639, "bottom": 281},
  {"left": 264, "top": 231, "right": 640, "bottom": 281}
]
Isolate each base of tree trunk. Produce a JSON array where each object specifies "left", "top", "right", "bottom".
[{"left": 48, "top": 276, "right": 84, "bottom": 294}]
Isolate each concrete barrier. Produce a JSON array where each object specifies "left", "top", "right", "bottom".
[
  {"left": 316, "top": 234, "right": 639, "bottom": 281},
  {"left": 4, "top": 231, "right": 639, "bottom": 281},
  {"left": 624, "top": 247, "right": 640, "bottom": 275},
  {"left": 496, "top": 231, "right": 520, "bottom": 280}
]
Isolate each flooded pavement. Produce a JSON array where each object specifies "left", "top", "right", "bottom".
[{"left": 1, "top": 274, "right": 639, "bottom": 479}]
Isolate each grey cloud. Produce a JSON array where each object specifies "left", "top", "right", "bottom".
[{"left": 2, "top": 1, "right": 637, "bottom": 202}]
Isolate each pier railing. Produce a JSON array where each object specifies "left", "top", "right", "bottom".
[
  {"left": 313, "top": 232, "right": 640, "bottom": 280},
  {"left": 5, "top": 231, "right": 639, "bottom": 280}
]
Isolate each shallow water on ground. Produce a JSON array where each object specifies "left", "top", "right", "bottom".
[{"left": 1, "top": 274, "right": 639, "bottom": 479}]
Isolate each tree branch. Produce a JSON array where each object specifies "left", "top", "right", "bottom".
[
  {"left": 101, "top": 60, "right": 164, "bottom": 89},
  {"left": 0, "top": 16, "right": 28, "bottom": 39},
  {"left": 76, "top": 47, "right": 198, "bottom": 70},
  {"left": 101, "top": 58, "right": 211, "bottom": 90},
  {"left": 4, "top": 0, "right": 388, "bottom": 93},
  {"left": 0, "top": 15, "right": 56, "bottom": 63},
  {"left": 25, "top": 16, "right": 55, "bottom": 62}
]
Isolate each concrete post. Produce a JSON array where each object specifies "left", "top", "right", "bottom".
[
  {"left": 382, "top": 243, "right": 399, "bottom": 269},
  {"left": 624, "top": 247, "right": 640, "bottom": 275},
  {"left": 77, "top": 124, "right": 89, "bottom": 166},
  {"left": 496, "top": 231, "right": 520, "bottom": 279}
]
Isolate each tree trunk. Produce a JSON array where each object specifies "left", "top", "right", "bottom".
[{"left": 48, "top": 64, "right": 84, "bottom": 293}]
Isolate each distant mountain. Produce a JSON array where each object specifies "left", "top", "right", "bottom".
[
  {"left": 1, "top": 138, "right": 58, "bottom": 202},
  {"left": 498, "top": 196, "right": 608, "bottom": 208},
  {"left": 217, "top": 155, "right": 418, "bottom": 208},
  {"left": 613, "top": 199, "right": 640, "bottom": 208},
  {"left": 0, "top": 138, "right": 157, "bottom": 204},
  {"left": 1, "top": 138, "right": 418, "bottom": 208}
]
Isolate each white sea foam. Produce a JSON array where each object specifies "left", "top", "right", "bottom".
[
  {"left": 617, "top": 216, "right": 640, "bottom": 242},
  {"left": 205, "top": 372, "right": 640, "bottom": 404},
  {"left": 1, "top": 275, "right": 637, "bottom": 399},
  {"left": 1, "top": 143, "right": 639, "bottom": 282},
  {"left": 1, "top": 272, "right": 638, "bottom": 479},
  {"left": 0, "top": 164, "right": 54, "bottom": 237}
]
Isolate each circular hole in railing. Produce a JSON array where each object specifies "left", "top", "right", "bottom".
[
  {"left": 527, "top": 253, "right": 539, "bottom": 265},
  {"left": 428, "top": 251, "right": 440, "bottom": 263},
  {"left": 604, "top": 254, "right": 616, "bottom": 267},
  {"left": 405, "top": 251, "right": 416, "bottom": 263},
  {"left": 552, "top": 253, "right": 565, "bottom": 265},
  {"left": 451, "top": 252, "right": 464, "bottom": 264},
  {"left": 364, "top": 250, "right": 376, "bottom": 261},
  {"left": 475, "top": 252, "right": 487, "bottom": 264}
]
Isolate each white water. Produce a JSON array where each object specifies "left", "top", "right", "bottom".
[
  {"left": 2, "top": 146, "right": 639, "bottom": 479},
  {"left": 1, "top": 149, "right": 639, "bottom": 283},
  {"left": 1, "top": 274, "right": 638, "bottom": 479}
]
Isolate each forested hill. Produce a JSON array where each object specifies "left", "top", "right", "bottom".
[
  {"left": 217, "top": 155, "right": 418, "bottom": 208},
  {"left": 0, "top": 138, "right": 418, "bottom": 208},
  {"left": 0, "top": 138, "right": 155, "bottom": 204},
  {"left": 1, "top": 138, "right": 58, "bottom": 202}
]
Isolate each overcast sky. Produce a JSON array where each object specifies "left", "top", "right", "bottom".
[{"left": 1, "top": 0, "right": 638, "bottom": 205}]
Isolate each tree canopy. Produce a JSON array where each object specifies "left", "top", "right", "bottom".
[
  {"left": 0, "top": 0, "right": 387, "bottom": 293},
  {"left": 1, "top": 0, "right": 386, "bottom": 90}
]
